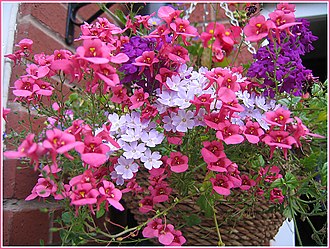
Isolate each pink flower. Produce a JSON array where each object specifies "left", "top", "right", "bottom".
[
  {"left": 39, "top": 164, "right": 61, "bottom": 179},
  {"left": 216, "top": 120, "right": 244, "bottom": 145},
  {"left": 65, "top": 119, "right": 84, "bottom": 141},
  {"left": 243, "top": 15, "right": 275, "bottom": 42},
  {"left": 210, "top": 174, "right": 234, "bottom": 196},
  {"left": 207, "top": 157, "right": 232, "bottom": 173},
  {"left": 243, "top": 120, "right": 265, "bottom": 144},
  {"left": 26, "top": 64, "right": 50, "bottom": 79},
  {"left": 258, "top": 165, "right": 283, "bottom": 183},
  {"left": 270, "top": 188, "right": 284, "bottom": 204},
  {"left": 76, "top": 39, "right": 110, "bottom": 64},
  {"left": 110, "top": 85, "right": 129, "bottom": 104},
  {"left": 17, "top": 38, "right": 33, "bottom": 53},
  {"left": 168, "top": 229, "right": 186, "bottom": 246},
  {"left": 157, "top": 224, "right": 175, "bottom": 245},
  {"left": 165, "top": 131, "right": 184, "bottom": 145},
  {"left": 75, "top": 135, "right": 110, "bottom": 167},
  {"left": 141, "top": 103, "right": 158, "bottom": 121},
  {"left": 167, "top": 151, "right": 189, "bottom": 173},
  {"left": 69, "top": 169, "right": 97, "bottom": 187},
  {"left": 139, "top": 196, "right": 154, "bottom": 213},
  {"left": 239, "top": 175, "right": 256, "bottom": 191},
  {"left": 4, "top": 134, "right": 45, "bottom": 170},
  {"left": 129, "top": 88, "right": 149, "bottom": 110},
  {"left": 190, "top": 94, "right": 214, "bottom": 115},
  {"left": 170, "top": 18, "right": 198, "bottom": 45},
  {"left": 262, "top": 130, "right": 297, "bottom": 159},
  {"left": 98, "top": 180, "right": 124, "bottom": 211},
  {"left": 2, "top": 108, "right": 10, "bottom": 122},
  {"left": 149, "top": 182, "right": 172, "bottom": 203},
  {"left": 265, "top": 107, "right": 293, "bottom": 127},
  {"left": 157, "top": 6, "right": 182, "bottom": 24},
  {"left": 201, "top": 140, "right": 225, "bottom": 163},
  {"left": 25, "top": 177, "right": 57, "bottom": 200},
  {"left": 132, "top": 51, "right": 159, "bottom": 77},
  {"left": 70, "top": 183, "right": 99, "bottom": 206},
  {"left": 142, "top": 218, "right": 162, "bottom": 238},
  {"left": 277, "top": 3, "right": 296, "bottom": 13},
  {"left": 43, "top": 128, "right": 81, "bottom": 163}
]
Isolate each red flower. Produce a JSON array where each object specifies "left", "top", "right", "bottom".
[{"left": 167, "top": 151, "right": 189, "bottom": 173}]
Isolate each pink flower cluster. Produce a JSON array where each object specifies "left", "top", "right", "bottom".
[
  {"left": 244, "top": 3, "right": 301, "bottom": 42},
  {"left": 142, "top": 218, "right": 186, "bottom": 246}
]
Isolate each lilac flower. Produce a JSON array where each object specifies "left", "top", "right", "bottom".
[
  {"left": 108, "top": 113, "right": 127, "bottom": 133},
  {"left": 166, "top": 75, "right": 184, "bottom": 91},
  {"left": 157, "top": 89, "right": 178, "bottom": 107},
  {"left": 122, "top": 141, "right": 147, "bottom": 159},
  {"left": 172, "top": 110, "right": 195, "bottom": 132},
  {"left": 174, "top": 89, "right": 195, "bottom": 109},
  {"left": 162, "top": 112, "right": 177, "bottom": 132},
  {"left": 194, "top": 108, "right": 207, "bottom": 127},
  {"left": 236, "top": 91, "right": 254, "bottom": 108},
  {"left": 140, "top": 149, "right": 163, "bottom": 170},
  {"left": 141, "top": 129, "right": 164, "bottom": 147},
  {"left": 120, "top": 128, "right": 143, "bottom": 142},
  {"left": 111, "top": 171, "right": 125, "bottom": 186},
  {"left": 115, "top": 156, "right": 139, "bottom": 179}
]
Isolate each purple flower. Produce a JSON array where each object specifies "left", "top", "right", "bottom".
[
  {"left": 115, "top": 156, "right": 139, "bottom": 179},
  {"left": 141, "top": 129, "right": 164, "bottom": 147}
]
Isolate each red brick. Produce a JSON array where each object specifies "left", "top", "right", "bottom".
[
  {"left": 20, "top": 3, "right": 68, "bottom": 39},
  {"left": 3, "top": 199, "right": 62, "bottom": 245},
  {"left": 3, "top": 159, "right": 39, "bottom": 199},
  {"left": 15, "top": 21, "right": 68, "bottom": 55}
]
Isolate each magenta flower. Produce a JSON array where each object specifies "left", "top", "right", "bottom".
[
  {"left": 243, "top": 120, "right": 265, "bottom": 144},
  {"left": 157, "top": 224, "right": 175, "bottom": 246},
  {"left": 262, "top": 130, "right": 297, "bottom": 159},
  {"left": 265, "top": 107, "right": 293, "bottom": 127},
  {"left": 201, "top": 140, "right": 225, "bottom": 163},
  {"left": 76, "top": 38, "right": 110, "bottom": 64},
  {"left": 216, "top": 120, "right": 245, "bottom": 145},
  {"left": 17, "top": 38, "right": 33, "bottom": 53},
  {"left": 142, "top": 218, "right": 163, "bottom": 238},
  {"left": 149, "top": 182, "right": 172, "bottom": 203},
  {"left": 157, "top": 6, "right": 182, "bottom": 24},
  {"left": 240, "top": 175, "right": 256, "bottom": 191},
  {"left": 168, "top": 151, "right": 189, "bottom": 173},
  {"left": 132, "top": 51, "right": 159, "bottom": 77},
  {"left": 75, "top": 135, "right": 110, "bottom": 167},
  {"left": 26, "top": 64, "right": 50, "bottom": 79},
  {"left": 4, "top": 134, "right": 45, "bottom": 170},
  {"left": 69, "top": 169, "right": 97, "bottom": 188},
  {"left": 207, "top": 157, "right": 232, "bottom": 173},
  {"left": 139, "top": 196, "right": 154, "bottom": 213},
  {"left": 98, "top": 180, "right": 124, "bottom": 211},
  {"left": 129, "top": 88, "right": 149, "bottom": 110},
  {"left": 170, "top": 18, "right": 198, "bottom": 45},
  {"left": 190, "top": 94, "right": 214, "bottom": 115},
  {"left": 2, "top": 107, "right": 10, "bottom": 122},
  {"left": 270, "top": 188, "right": 284, "bottom": 204},
  {"left": 43, "top": 128, "right": 82, "bottom": 163},
  {"left": 168, "top": 229, "right": 186, "bottom": 246},
  {"left": 210, "top": 174, "right": 234, "bottom": 196},
  {"left": 70, "top": 183, "right": 99, "bottom": 206},
  {"left": 25, "top": 177, "right": 57, "bottom": 201},
  {"left": 243, "top": 15, "right": 275, "bottom": 42}
]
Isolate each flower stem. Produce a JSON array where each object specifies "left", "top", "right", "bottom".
[{"left": 213, "top": 209, "right": 225, "bottom": 246}]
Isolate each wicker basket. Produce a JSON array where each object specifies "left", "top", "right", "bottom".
[{"left": 123, "top": 169, "right": 285, "bottom": 246}]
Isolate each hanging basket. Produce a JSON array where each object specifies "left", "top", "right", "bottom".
[{"left": 123, "top": 168, "right": 285, "bottom": 246}]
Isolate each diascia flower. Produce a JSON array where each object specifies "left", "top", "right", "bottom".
[{"left": 167, "top": 151, "right": 189, "bottom": 173}]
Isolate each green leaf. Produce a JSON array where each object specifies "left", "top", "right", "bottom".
[
  {"left": 321, "top": 162, "right": 327, "bottom": 186},
  {"left": 317, "top": 111, "right": 327, "bottom": 122},
  {"left": 114, "top": 9, "right": 127, "bottom": 25},
  {"left": 284, "top": 172, "right": 299, "bottom": 190},
  {"left": 283, "top": 206, "right": 295, "bottom": 219},
  {"left": 251, "top": 154, "right": 265, "bottom": 170},
  {"left": 96, "top": 207, "right": 106, "bottom": 219},
  {"left": 49, "top": 227, "right": 61, "bottom": 232},
  {"left": 183, "top": 214, "right": 201, "bottom": 227},
  {"left": 196, "top": 193, "right": 214, "bottom": 218},
  {"left": 62, "top": 212, "right": 71, "bottom": 224}
]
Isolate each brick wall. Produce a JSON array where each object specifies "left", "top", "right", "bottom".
[
  {"left": 2, "top": 3, "right": 254, "bottom": 245},
  {"left": 2, "top": 3, "right": 125, "bottom": 245}
]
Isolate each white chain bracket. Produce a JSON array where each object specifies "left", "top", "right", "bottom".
[
  {"left": 219, "top": 2, "right": 256, "bottom": 54},
  {"left": 183, "top": 2, "right": 197, "bottom": 20}
]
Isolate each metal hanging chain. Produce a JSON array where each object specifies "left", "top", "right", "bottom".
[
  {"left": 219, "top": 2, "right": 256, "bottom": 54},
  {"left": 183, "top": 2, "right": 197, "bottom": 20}
]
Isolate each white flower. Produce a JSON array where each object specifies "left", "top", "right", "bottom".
[
  {"left": 140, "top": 149, "right": 162, "bottom": 170},
  {"left": 115, "top": 156, "right": 139, "bottom": 179},
  {"left": 122, "top": 141, "right": 146, "bottom": 159},
  {"left": 172, "top": 109, "right": 195, "bottom": 132},
  {"left": 108, "top": 113, "right": 127, "bottom": 134},
  {"left": 120, "top": 128, "right": 142, "bottom": 142},
  {"left": 141, "top": 129, "right": 164, "bottom": 147},
  {"left": 174, "top": 89, "right": 195, "bottom": 109},
  {"left": 157, "top": 89, "right": 178, "bottom": 107}
]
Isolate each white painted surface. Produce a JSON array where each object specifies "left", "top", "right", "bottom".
[{"left": 270, "top": 219, "right": 295, "bottom": 246}]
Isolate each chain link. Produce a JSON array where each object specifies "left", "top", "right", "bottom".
[
  {"left": 183, "top": 2, "right": 197, "bottom": 20},
  {"left": 219, "top": 2, "right": 256, "bottom": 54}
]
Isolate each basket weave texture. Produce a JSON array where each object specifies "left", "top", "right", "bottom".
[{"left": 123, "top": 169, "right": 285, "bottom": 246}]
